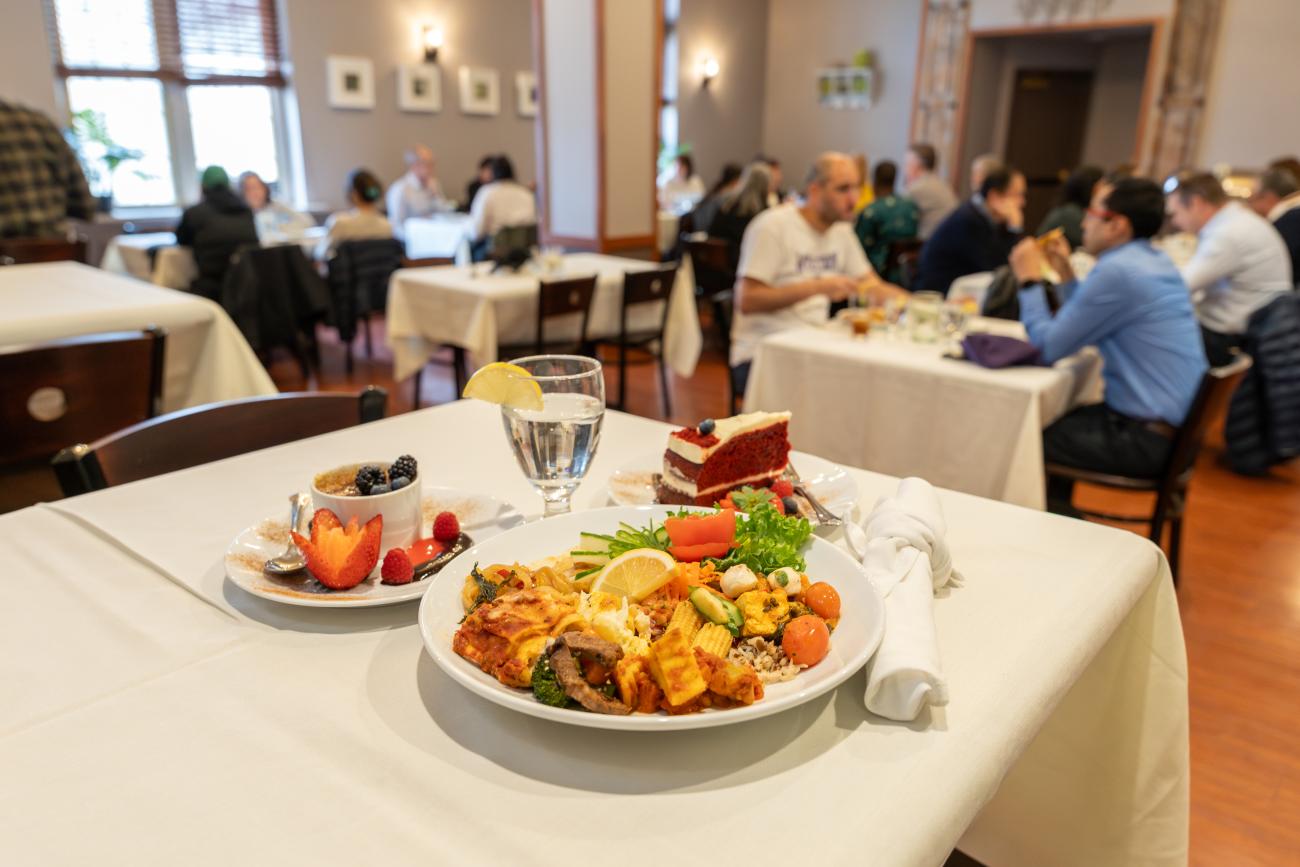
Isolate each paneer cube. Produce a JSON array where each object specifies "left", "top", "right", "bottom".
[
  {"left": 646, "top": 627, "right": 707, "bottom": 706},
  {"left": 736, "top": 588, "right": 790, "bottom": 637}
]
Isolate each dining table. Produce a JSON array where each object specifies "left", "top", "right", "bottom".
[
  {"left": 1, "top": 399, "right": 1188, "bottom": 866},
  {"left": 102, "top": 228, "right": 327, "bottom": 291},
  {"left": 743, "top": 318, "right": 1103, "bottom": 509},
  {"left": 402, "top": 213, "right": 475, "bottom": 263},
  {"left": 386, "top": 252, "right": 703, "bottom": 382},
  {"left": 0, "top": 261, "right": 276, "bottom": 412}
]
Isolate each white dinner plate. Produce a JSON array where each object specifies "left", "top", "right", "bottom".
[
  {"left": 418, "top": 505, "right": 885, "bottom": 730},
  {"left": 607, "top": 450, "right": 860, "bottom": 517},
  {"left": 225, "top": 485, "right": 523, "bottom": 608}
]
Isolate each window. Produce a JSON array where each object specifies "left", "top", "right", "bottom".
[
  {"left": 45, "top": 0, "right": 292, "bottom": 209},
  {"left": 659, "top": 0, "right": 681, "bottom": 170}
]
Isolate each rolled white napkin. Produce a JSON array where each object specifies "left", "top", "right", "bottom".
[{"left": 861, "top": 477, "right": 960, "bottom": 721}]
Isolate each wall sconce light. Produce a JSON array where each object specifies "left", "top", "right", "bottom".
[
  {"left": 422, "top": 25, "right": 444, "bottom": 63},
  {"left": 699, "top": 56, "right": 719, "bottom": 88}
]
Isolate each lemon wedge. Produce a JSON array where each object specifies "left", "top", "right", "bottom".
[
  {"left": 589, "top": 548, "right": 677, "bottom": 601},
  {"left": 462, "top": 362, "right": 544, "bottom": 410}
]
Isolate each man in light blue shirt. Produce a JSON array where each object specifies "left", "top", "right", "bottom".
[{"left": 1009, "top": 177, "right": 1208, "bottom": 514}]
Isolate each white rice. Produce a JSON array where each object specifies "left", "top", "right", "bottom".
[{"left": 728, "top": 636, "right": 802, "bottom": 683}]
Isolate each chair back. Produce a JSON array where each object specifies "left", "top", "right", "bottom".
[
  {"left": 223, "top": 244, "right": 329, "bottom": 352},
  {"left": 1165, "top": 354, "right": 1253, "bottom": 481},
  {"left": 531, "top": 275, "right": 598, "bottom": 354},
  {"left": 52, "top": 387, "right": 388, "bottom": 496},
  {"left": 1, "top": 328, "right": 164, "bottom": 467},
  {"left": 683, "top": 237, "right": 733, "bottom": 297},
  {"left": 329, "top": 238, "right": 404, "bottom": 340},
  {"left": 490, "top": 223, "right": 540, "bottom": 269},
  {"left": 0, "top": 237, "right": 88, "bottom": 265},
  {"left": 619, "top": 266, "right": 677, "bottom": 342},
  {"left": 887, "top": 238, "right": 924, "bottom": 289}
]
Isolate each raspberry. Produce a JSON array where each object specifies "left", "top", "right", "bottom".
[
  {"left": 771, "top": 479, "right": 795, "bottom": 498},
  {"left": 432, "top": 511, "right": 460, "bottom": 542},
  {"left": 380, "top": 548, "right": 414, "bottom": 585}
]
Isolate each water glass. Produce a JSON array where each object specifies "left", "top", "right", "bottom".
[
  {"left": 908, "top": 291, "right": 943, "bottom": 343},
  {"left": 940, "top": 300, "right": 969, "bottom": 349},
  {"left": 500, "top": 355, "right": 605, "bottom": 517}
]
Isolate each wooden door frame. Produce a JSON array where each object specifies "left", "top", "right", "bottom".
[{"left": 949, "top": 17, "right": 1166, "bottom": 188}]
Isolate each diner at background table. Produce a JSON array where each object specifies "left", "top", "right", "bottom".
[
  {"left": 1, "top": 399, "right": 1188, "bottom": 867},
  {"left": 102, "top": 227, "right": 326, "bottom": 291},
  {"left": 0, "top": 261, "right": 276, "bottom": 411},
  {"left": 386, "top": 252, "right": 703, "bottom": 382}
]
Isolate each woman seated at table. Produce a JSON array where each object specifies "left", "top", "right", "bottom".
[
  {"left": 1037, "top": 165, "right": 1103, "bottom": 250},
  {"left": 239, "top": 171, "right": 315, "bottom": 241},
  {"left": 468, "top": 155, "right": 537, "bottom": 262},
  {"left": 708, "top": 161, "right": 772, "bottom": 270},
  {"left": 316, "top": 169, "right": 394, "bottom": 262}
]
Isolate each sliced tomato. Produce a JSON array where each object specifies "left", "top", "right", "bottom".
[
  {"left": 667, "top": 541, "right": 732, "bottom": 562},
  {"left": 664, "top": 510, "right": 737, "bottom": 549}
]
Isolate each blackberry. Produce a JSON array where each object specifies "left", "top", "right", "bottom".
[
  {"left": 355, "top": 464, "right": 385, "bottom": 495},
  {"left": 391, "top": 454, "right": 418, "bottom": 482}
]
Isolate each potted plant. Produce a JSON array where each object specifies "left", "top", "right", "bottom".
[{"left": 66, "top": 109, "right": 146, "bottom": 213}]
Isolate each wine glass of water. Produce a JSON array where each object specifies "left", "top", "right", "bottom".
[{"left": 500, "top": 355, "right": 605, "bottom": 517}]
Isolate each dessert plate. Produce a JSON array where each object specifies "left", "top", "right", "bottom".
[
  {"left": 224, "top": 485, "right": 523, "bottom": 608},
  {"left": 419, "top": 505, "right": 885, "bottom": 730},
  {"left": 607, "top": 450, "right": 860, "bottom": 517}
]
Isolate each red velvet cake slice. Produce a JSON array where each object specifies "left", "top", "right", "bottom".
[{"left": 657, "top": 411, "right": 792, "bottom": 506}]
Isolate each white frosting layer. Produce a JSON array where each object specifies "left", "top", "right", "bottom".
[
  {"left": 660, "top": 461, "right": 787, "bottom": 499},
  {"left": 667, "top": 410, "right": 792, "bottom": 464}
]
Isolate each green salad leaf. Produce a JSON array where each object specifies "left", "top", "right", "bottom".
[{"left": 711, "top": 501, "right": 812, "bottom": 574}]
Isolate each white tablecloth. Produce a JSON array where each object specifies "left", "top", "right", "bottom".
[
  {"left": 403, "top": 214, "right": 474, "bottom": 264},
  {"left": 386, "top": 252, "right": 704, "bottom": 381},
  {"left": 102, "top": 228, "right": 326, "bottom": 290},
  {"left": 657, "top": 209, "right": 680, "bottom": 253},
  {"left": 5, "top": 399, "right": 1188, "bottom": 866},
  {"left": 0, "top": 262, "right": 276, "bottom": 412},
  {"left": 744, "top": 320, "right": 1103, "bottom": 509}
]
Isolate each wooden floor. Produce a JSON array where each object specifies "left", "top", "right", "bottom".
[
  {"left": 264, "top": 318, "right": 1300, "bottom": 866},
  {"left": 10, "top": 308, "right": 1296, "bottom": 863}
]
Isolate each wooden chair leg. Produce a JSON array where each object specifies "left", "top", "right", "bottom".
[
  {"left": 413, "top": 368, "right": 423, "bottom": 410},
  {"left": 345, "top": 339, "right": 354, "bottom": 374},
  {"left": 1168, "top": 515, "right": 1183, "bottom": 586},
  {"left": 364, "top": 312, "right": 374, "bottom": 359},
  {"left": 658, "top": 355, "right": 672, "bottom": 419},
  {"left": 616, "top": 342, "right": 628, "bottom": 411},
  {"left": 452, "top": 347, "right": 467, "bottom": 393}
]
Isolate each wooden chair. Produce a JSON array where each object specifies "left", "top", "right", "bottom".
[
  {"left": 0, "top": 327, "right": 165, "bottom": 511},
  {"left": 327, "top": 238, "right": 404, "bottom": 372},
  {"left": 52, "top": 387, "right": 387, "bottom": 496},
  {"left": 1046, "top": 354, "right": 1253, "bottom": 584},
  {"left": 0, "top": 237, "right": 88, "bottom": 265},
  {"left": 683, "top": 236, "right": 735, "bottom": 350},
  {"left": 594, "top": 265, "right": 678, "bottom": 418},
  {"left": 496, "top": 275, "right": 598, "bottom": 360},
  {"left": 710, "top": 290, "right": 744, "bottom": 415},
  {"left": 886, "top": 238, "right": 924, "bottom": 289}
]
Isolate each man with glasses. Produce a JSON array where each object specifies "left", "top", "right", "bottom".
[
  {"left": 1166, "top": 172, "right": 1292, "bottom": 365},
  {"left": 1009, "top": 178, "right": 1207, "bottom": 515},
  {"left": 730, "top": 151, "right": 905, "bottom": 391}
]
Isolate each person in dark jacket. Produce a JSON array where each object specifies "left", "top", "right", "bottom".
[
  {"left": 1247, "top": 166, "right": 1300, "bottom": 284},
  {"left": 1037, "top": 165, "right": 1103, "bottom": 249},
  {"left": 1224, "top": 292, "right": 1300, "bottom": 474},
  {"left": 175, "top": 166, "right": 258, "bottom": 299},
  {"left": 915, "top": 165, "right": 1026, "bottom": 296}
]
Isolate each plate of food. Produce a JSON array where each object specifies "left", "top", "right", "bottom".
[
  {"left": 607, "top": 410, "right": 859, "bottom": 520},
  {"left": 225, "top": 453, "right": 522, "bottom": 607},
  {"left": 418, "top": 503, "right": 885, "bottom": 730}
]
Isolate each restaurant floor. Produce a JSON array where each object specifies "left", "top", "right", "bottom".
[{"left": 12, "top": 310, "right": 1295, "bottom": 864}]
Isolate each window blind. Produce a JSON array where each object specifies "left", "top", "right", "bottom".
[{"left": 46, "top": 0, "right": 285, "bottom": 86}]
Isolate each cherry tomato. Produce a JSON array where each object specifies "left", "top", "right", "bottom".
[
  {"left": 804, "top": 582, "right": 841, "bottom": 620},
  {"left": 782, "top": 615, "right": 830, "bottom": 667}
]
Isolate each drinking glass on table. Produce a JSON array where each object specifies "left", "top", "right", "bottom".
[
  {"left": 500, "top": 355, "right": 605, "bottom": 517},
  {"left": 908, "top": 291, "right": 943, "bottom": 343},
  {"left": 940, "top": 300, "right": 969, "bottom": 349}
]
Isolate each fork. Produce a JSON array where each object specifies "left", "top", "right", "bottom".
[{"left": 784, "top": 462, "right": 843, "bottom": 527}]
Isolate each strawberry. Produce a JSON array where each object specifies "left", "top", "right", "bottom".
[
  {"left": 770, "top": 479, "right": 795, "bottom": 499},
  {"left": 432, "top": 511, "right": 460, "bottom": 542},
  {"left": 380, "top": 548, "right": 414, "bottom": 585},
  {"left": 290, "top": 508, "right": 383, "bottom": 590}
]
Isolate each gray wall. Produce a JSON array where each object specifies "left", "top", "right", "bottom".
[
  {"left": 675, "top": 0, "right": 769, "bottom": 187},
  {"left": 759, "top": 0, "right": 923, "bottom": 189},
  {"left": 1, "top": 1, "right": 60, "bottom": 118},
  {"left": 281, "top": 0, "right": 536, "bottom": 211}
]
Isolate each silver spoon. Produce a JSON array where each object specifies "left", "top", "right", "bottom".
[{"left": 264, "top": 493, "right": 307, "bottom": 575}]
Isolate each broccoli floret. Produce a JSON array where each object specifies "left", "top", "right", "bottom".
[{"left": 531, "top": 653, "right": 570, "bottom": 707}]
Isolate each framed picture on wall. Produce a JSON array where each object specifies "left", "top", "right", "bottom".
[
  {"left": 458, "top": 67, "right": 500, "bottom": 116},
  {"left": 515, "top": 71, "right": 538, "bottom": 117},
  {"left": 327, "top": 56, "right": 375, "bottom": 110},
  {"left": 398, "top": 65, "right": 441, "bottom": 113}
]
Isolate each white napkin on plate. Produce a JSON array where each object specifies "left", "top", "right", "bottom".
[{"left": 859, "top": 477, "right": 960, "bottom": 721}]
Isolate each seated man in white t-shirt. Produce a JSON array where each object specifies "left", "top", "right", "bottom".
[{"left": 731, "top": 151, "right": 904, "bottom": 388}]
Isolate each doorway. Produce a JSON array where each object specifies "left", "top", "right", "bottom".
[
  {"left": 955, "top": 21, "right": 1160, "bottom": 228},
  {"left": 1005, "top": 69, "right": 1095, "bottom": 230}
]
